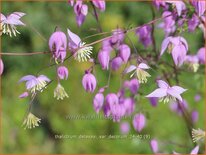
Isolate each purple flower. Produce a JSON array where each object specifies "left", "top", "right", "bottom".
[
  {"left": 49, "top": 31, "right": 67, "bottom": 62},
  {"left": 128, "top": 78, "right": 140, "bottom": 94},
  {"left": 118, "top": 44, "right": 131, "bottom": 62},
  {"left": 194, "top": 94, "right": 201, "bottom": 102},
  {"left": 110, "top": 103, "right": 125, "bottom": 122},
  {"left": 67, "top": 28, "right": 93, "bottom": 62},
  {"left": 136, "top": 25, "right": 152, "bottom": 48},
  {"left": 103, "top": 93, "right": 119, "bottom": 117},
  {"left": 197, "top": 47, "right": 205, "bottom": 64},
  {"left": 133, "top": 113, "right": 146, "bottom": 132},
  {"left": 188, "top": 15, "right": 199, "bottom": 32},
  {"left": 92, "top": 0, "right": 106, "bottom": 11},
  {"left": 153, "top": 0, "right": 167, "bottom": 10},
  {"left": 110, "top": 28, "right": 125, "bottom": 46},
  {"left": 19, "top": 92, "right": 29, "bottom": 98},
  {"left": 173, "top": 145, "right": 199, "bottom": 155},
  {"left": 19, "top": 75, "right": 50, "bottom": 94},
  {"left": 149, "top": 97, "right": 158, "bottom": 107},
  {"left": 146, "top": 80, "right": 187, "bottom": 103},
  {"left": 150, "top": 139, "right": 159, "bottom": 153},
  {"left": 120, "top": 122, "right": 130, "bottom": 134},
  {"left": 82, "top": 72, "right": 97, "bottom": 93},
  {"left": 158, "top": 11, "right": 176, "bottom": 36},
  {"left": 0, "top": 59, "right": 4, "bottom": 75},
  {"left": 111, "top": 57, "right": 123, "bottom": 71},
  {"left": 73, "top": 0, "right": 88, "bottom": 26},
  {"left": 191, "top": 110, "right": 199, "bottom": 123},
  {"left": 191, "top": 0, "right": 206, "bottom": 17},
  {"left": 98, "top": 50, "right": 110, "bottom": 70},
  {"left": 57, "top": 66, "right": 69, "bottom": 80},
  {"left": 1, "top": 12, "right": 25, "bottom": 37},
  {"left": 160, "top": 36, "right": 188, "bottom": 66},
  {"left": 166, "top": 1, "right": 186, "bottom": 16},
  {"left": 125, "top": 63, "right": 151, "bottom": 83},
  {"left": 123, "top": 98, "right": 135, "bottom": 116},
  {"left": 169, "top": 100, "right": 188, "bottom": 116},
  {"left": 93, "top": 93, "right": 104, "bottom": 113}
]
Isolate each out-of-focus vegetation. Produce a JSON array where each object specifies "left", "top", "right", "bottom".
[{"left": 1, "top": 1, "right": 205, "bottom": 154}]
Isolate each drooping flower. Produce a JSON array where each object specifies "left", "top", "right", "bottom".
[
  {"left": 133, "top": 113, "right": 146, "bottom": 132},
  {"left": 197, "top": 47, "right": 205, "bottom": 64},
  {"left": 123, "top": 98, "right": 135, "bottom": 116},
  {"left": 92, "top": 0, "right": 106, "bottom": 11},
  {"left": 82, "top": 72, "right": 97, "bottom": 93},
  {"left": 19, "top": 75, "right": 50, "bottom": 94},
  {"left": 67, "top": 28, "right": 93, "bottom": 62},
  {"left": 128, "top": 78, "right": 140, "bottom": 94},
  {"left": 192, "top": 128, "right": 205, "bottom": 143},
  {"left": 150, "top": 139, "right": 159, "bottom": 154},
  {"left": 173, "top": 145, "right": 199, "bottom": 155},
  {"left": 110, "top": 103, "right": 125, "bottom": 122},
  {"left": 160, "top": 36, "right": 188, "bottom": 66},
  {"left": 110, "top": 28, "right": 125, "bottom": 46},
  {"left": 136, "top": 25, "right": 152, "bottom": 48},
  {"left": 158, "top": 11, "right": 176, "bottom": 36},
  {"left": 120, "top": 122, "right": 130, "bottom": 134},
  {"left": 146, "top": 80, "right": 187, "bottom": 103},
  {"left": 49, "top": 31, "right": 67, "bottom": 63},
  {"left": 103, "top": 93, "right": 119, "bottom": 117},
  {"left": 93, "top": 93, "right": 104, "bottom": 113},
  {"left": 184, "top": 55, "right": 199, "bottom": 72},
  {"left": 148, "top": 97, "right": 158, "bottom": 107},
  {"left": 22, "top": 112, "right": 41, "bottom": 129},
  {"left": 57, "top": 66, "right": 69, "bottom": 80},
  {"left": 188, "top": 15, "right": 200, "bottom": 32},
  {"left": 98, "top": 50, "right": 110, "bottom": 70},
  {"left": 191, "top": 110, "right": 199, "bottom": 123},
  {"left": 19, "top": 92, "right": 29, "bottom": 98},
  {"left": 69, "top": 0, "right": 88, "bottom": 26},
  {"left": 125, "top": 63, "right": 151, "bottom": 83},
  {"left": 194, "top": 94, "right": 201, "bottom": 102},
  {"left": 118, "top": 44, "right": 131, "bottom": 62},
  {"left": 191, "top": 0, "right": 206, "bottom": 17},
  {"left": 169, "top": 100, "right": 188, "bottom": 116},
  {"left": 153, "top": 0, "right": 167, "bottom": 10},
  {"left": 0, "top": 58, "right": 4, "bottom": 75},
  {"left": 111, "top": 57, "right": 123, "bottom": 71},
  {"left": 0, "top": 12, "right": 25, "bottom": 37},
  {"left": 54, "top": 84, "right": 69, "bottom": 100},
  {"left": 166, "top": 1, "right": 186, "bottom": 16}
]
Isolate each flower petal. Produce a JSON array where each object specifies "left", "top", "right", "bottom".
[
  {"left": 67, "top": 28, "right": 81, "bottom": 47},
  {"left": 157, "top": 80, "right": 169, "bottom": 89},
  {"left": 171, "top": 86, "right": 187, "bottom": 94},
  {"left": 167, "top": 88, "right": 183, "bottom": 101},
  {"left": 160, "top": 37, "right": 171, "bottom": 56},
  {"left": 138, "top": 63, "right": 150, "bottom": 69},
  {"left": 124, "top": 65, "right": 136, "bottom": 74},
  {"left": 146, "top": 88, "right": 167, "bottom": 98},
  {"left": 190, "top": 145, "right": 199, "bottom": 155},
  {"left": 18, "top": 75, "right": 36, "bottom": 83}
]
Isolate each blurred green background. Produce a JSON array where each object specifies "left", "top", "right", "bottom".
[{"left": 1, "top": 1, "right": 205, "bottom": 154}]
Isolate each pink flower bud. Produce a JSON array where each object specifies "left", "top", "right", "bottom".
[
  {"left": 82, "top": 72, "right": 97, "bottom": 93},
  {"left": 93, "top": 93, "right": 104, "bottom": 113},
  {"left": 111, "top": 57, "right": 123, "bottom": 71},
  {"left": 150, "top": 139, "right": 159, "bottom": 153},
  {"left": 98, "top": 50, "right": 110, "bottom": 70},
  {"left": 119, "top": 44, "right": 131, "bottom": 62},
  {"left": 133, "top": 113, "right": 146, "bottom": 132},
  {"left": 57, "top": 66, "right": 69, "bottom": 80}
]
